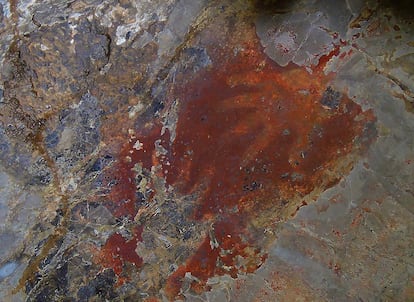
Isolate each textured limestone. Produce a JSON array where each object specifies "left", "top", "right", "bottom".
[{"left": 0, "top": 0, "right": 413, "bottom": 301}]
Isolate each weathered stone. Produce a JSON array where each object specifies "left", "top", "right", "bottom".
[{"left": 0, "top": 0, "right": 413, "bottom": 301}]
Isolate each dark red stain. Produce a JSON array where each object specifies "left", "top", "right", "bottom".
[
  {"left": 162, "top": 40, "right": 374, "bottom": 299},
  {"left": 102, "top": 36, "right": 375, "bottom": 298},
  {"left": 312, "top": 43, "right": 341, "bottom": 73},
  {"left": 105, "top": 124, "right": 166, "bottom": 218},
  {"left": 164, "top": 44, "right": 371, "bottom": 220},
  {"left": 98, "top": 226, "right": 143, "bottom": 284},
  {"left": 166, "top": 214, "right": 269, "bottom": 297}
]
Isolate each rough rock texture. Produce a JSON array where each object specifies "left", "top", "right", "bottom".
[{"left": 0, "top": 0, "right": 413, "bottom": 301}]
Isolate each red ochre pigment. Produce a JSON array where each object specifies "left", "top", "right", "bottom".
[
  {"left": 162, "top": 42, "right": 374, "bottom": 298},
  {"left": 97, "top": 226, "right": 143, "bottom": 285},
  {"left": 105, "top": 124, "right": 165, "bottom": 218},
  {"left": 100, "top": 36, "right": 374, "bottom": 298}
]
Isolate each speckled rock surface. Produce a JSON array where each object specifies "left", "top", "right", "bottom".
[{"left": 0, "top": 0, "right": 413, "bottom": 301}]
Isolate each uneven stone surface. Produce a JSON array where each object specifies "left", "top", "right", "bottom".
[{"left": 0, "top": 0, "right": 413, "bottom": 301}]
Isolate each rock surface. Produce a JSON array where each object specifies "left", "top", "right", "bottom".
[{"left": 0, "top": 0, "right": 413, "bottom": 301}]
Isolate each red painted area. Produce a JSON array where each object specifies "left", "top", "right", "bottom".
[
  {"left": 313, "top": 44, "right": 342, "bottom": 72},
  {"left": 166, "top": 42, "right": 370, "bottom": 221},
  {"left": 98, "top": 226, "right": 143, "bottom": 283},
  {"left": 165, "top": 215, "right": 267, "bottom": 298},
  {"left": 162, "top": 39, "right": 374, "bottom": 299},
  {"left": 105, "top": 123, "right": 165, "bottom": 218},
  {"left": 101, "top": 27, "right": 374, "bottom": 300}
]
